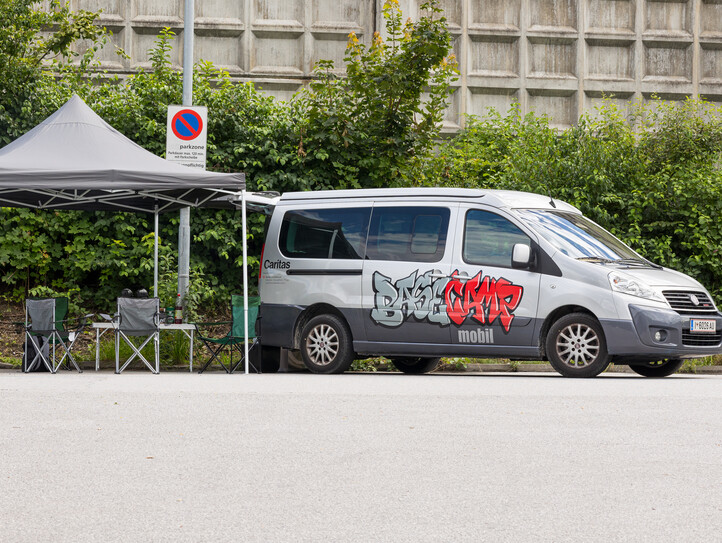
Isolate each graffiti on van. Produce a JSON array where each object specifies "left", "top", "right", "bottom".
[
  {"left": 371, "top": 270, "right": 450, "bottom": 327},
  {"left": 445, "top": 270, "right": 523, "bottom": 332},
  {"left": 371, "top": 269, "right": 523, "bottom": 333}
]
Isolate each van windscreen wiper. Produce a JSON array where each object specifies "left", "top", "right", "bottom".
[{"left": 613, "top": 258, "right": 663, "bottom": 269}]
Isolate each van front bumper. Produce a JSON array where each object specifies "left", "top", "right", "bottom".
[{"left": 600, "top": 305, "right": 722, "bottom": 359}]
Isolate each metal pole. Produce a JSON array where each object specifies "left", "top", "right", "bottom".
[
  {"left": 242, "top": 189, "right": 249, "bottom": 374},
  {"left": 153, "top": 206, "right": 159, "bottom": 298},
  {"left": 178, "top": 0, "right": 194, "bottom": 307},
  {"left": 182, "top": 0, "right": 194, "bottom": 108},
  {"left": 178, "top": 206, "right": 190, "bottom": 303}
]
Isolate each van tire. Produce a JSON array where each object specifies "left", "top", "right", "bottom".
[
  {"left": 300, "top": 314, "right": 354, "bottom": 374},
  {"left": 629, "top": 359, "right": 683, "bottom": 377},
  {"left": 391, "top": 357, "right": 441, "bottom": 374},
  {"left": 546, "top": 313, "right": 610, "bottom": 378},
  {"left": 287, "top": 349, "right": 306, "bottom": 370}
]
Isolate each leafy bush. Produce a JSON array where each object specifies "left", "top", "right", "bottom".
[
  {"left": 0, "top": 1, "right": 456, "bottom": 309},
  {"left": 428, "top": 98, "right": 722, "bottom": 303}
]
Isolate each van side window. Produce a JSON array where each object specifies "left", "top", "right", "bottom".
[
  {"left": 367, "top": 207, "right": 450, "bottom": 262},
  {"left": 464, "top": 210, "right": 530, "bottom": 268},
  {"left": 279, "top": 208, "right": 371, "bottom": 259}
]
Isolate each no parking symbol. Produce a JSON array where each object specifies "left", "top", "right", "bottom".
[
  {"left": 166, "top": 105, "right": 208, "bottom": 169},
  {"left": 171, "top": 109, "right": 203, "bottom": 141}
]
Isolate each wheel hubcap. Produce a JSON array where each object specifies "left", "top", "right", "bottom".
[
  {"left": 306, "top": 324, "right": 339, "bottom": 366},
  {"left": 556, "top": 324, "right": 600, "bottom": 367}
]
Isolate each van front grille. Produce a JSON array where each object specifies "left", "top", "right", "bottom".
[
  {"left": 682, "top": 330, "right": 722, "bottom": 347},
  {"left": 663, "top": 291, "right": 717, "bottom": 314}
]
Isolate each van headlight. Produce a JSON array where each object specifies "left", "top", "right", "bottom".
[{"left": 608, "top": 272, "right": 664, "bottom": 302}]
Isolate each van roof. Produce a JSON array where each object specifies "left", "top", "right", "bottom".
[{"left": 278, "top": 187, "right": 579, "bottom": 212}]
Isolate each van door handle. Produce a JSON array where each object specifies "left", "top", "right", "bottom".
[
  {"left": 429, "top": 273, "right": 448, "bottom": 279},
  {"left": 451, "top": 274, "right": 470, "bottom": 281}
]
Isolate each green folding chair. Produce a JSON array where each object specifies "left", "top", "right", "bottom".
[{"left": 195, "top": 295, "right": 260, "bottom": 374}]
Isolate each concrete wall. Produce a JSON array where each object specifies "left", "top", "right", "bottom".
[{"left": 69, "top": 0, "right": 722, "bottom": 128}]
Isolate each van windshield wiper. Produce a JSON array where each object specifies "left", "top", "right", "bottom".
[
  {"left": 612, "top": 258, "right": 663, "bottom": 269},
  {"left": 576, "top": 256, "right": 662, "bottom": 269}
]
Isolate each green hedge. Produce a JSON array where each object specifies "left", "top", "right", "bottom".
[
  {"left": 0, "top": 2, "right": 457, "bottom": 315},
  {"left": 2, "top": 1, "right": 721, "bottom": 312},
  {"left": 427, "top": 99, "right": 722, "bottom": 304}
]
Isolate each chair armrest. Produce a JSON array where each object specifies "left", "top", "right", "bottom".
[{"left": 70, "top": 314, "right": 96, "bottom": 332}]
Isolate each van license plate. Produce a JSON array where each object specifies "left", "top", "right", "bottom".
[{"left": 690, "top": 319, "right": 716, "bottom": 333}]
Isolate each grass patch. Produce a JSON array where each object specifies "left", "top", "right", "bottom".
[
  {"left": 0, "top": 356, "right": 20, "bottom": 367},
  {"left": 679, "top": 356, "right": 720, "bottom": 374}
]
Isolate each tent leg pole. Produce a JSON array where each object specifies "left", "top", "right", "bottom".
[
  {"left": 153, "top": 206, "right": 159, "bottom": 298},
  {"left": 242, "top": 189, "right": 249, "bottom": 375}
]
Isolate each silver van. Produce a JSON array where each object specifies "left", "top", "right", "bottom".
[{"left": 254, "top": 188, "right": 722, "bottom": 377}]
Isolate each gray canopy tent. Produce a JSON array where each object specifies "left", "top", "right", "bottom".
[{"left": 0, "top": 95, "right": 255, "bottom": 373}]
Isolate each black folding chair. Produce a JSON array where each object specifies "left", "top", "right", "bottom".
[
  {"left": 24, "top": 297, "right": 87, "bottom": 373},
  {"left": 114, "top": 297, "right": 160, "bottom": 374}
]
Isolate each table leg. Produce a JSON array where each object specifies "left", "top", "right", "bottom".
[
  {"left": 95, "top": 327, "right": 100, "bottom": 371},
  {"left": 189, "top": 329, "right": 194, "bottom": 372}
]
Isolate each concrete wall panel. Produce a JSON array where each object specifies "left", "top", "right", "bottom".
[
  {"left": 131, "top": 27, "right": 182, "bottom": 70},
  {"left": 586, "top": 40, "right": 635, "bottom": 80},
  {"left": 68, "top": 0, "right": 722, "bottom": 129},
  {"left": 586, "top": 0, "right": 635, "bottom": 34},
  {"left": 131, "top": 0, "right": 183, "bottom": 23},
  {"left": 644, "top": 42, "right": 692, "bottom": 81},
  {"left": 701, "top": 44, "right": 722, "bottom": 84},
  {"left": 470, "top": 0, "right": 521, "bottom": 31},
  {"left": 468, "top": 88, "right": 519, "bottom": 117},
  {"left": 530, "top": 0, "right": 577, "bottom": 31},
  {"left": 529, "top": 37, "right": 578, "bottom": 79},
  {"left": 700, "top": 1, "right": 722, "bottom": 36},
  {"left": 528, "top": 90, "right": 578, "bottom": 127},
  {"left": 469, "top": 36, "right": 519, "bottom": 77},
  {"left": 196, "top": 34, "right": 244, "bottom": 72},
  {"left": 645, "top": 0, "right": 691, "bottom": 37}
]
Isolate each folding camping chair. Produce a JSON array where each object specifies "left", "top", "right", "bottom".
[
  {"left": 24, "top": 297, "right": 85, "bottom": 373},
  {"left": 195, "top": 295, "right": 260, "bottom": 374},
  {"left": 114, "top": 297, "right": 160, "bottom": 374}
]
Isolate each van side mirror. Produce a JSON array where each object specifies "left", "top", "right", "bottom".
[{"left": 512, "top": 244, "right": 532, "bottom": 269}]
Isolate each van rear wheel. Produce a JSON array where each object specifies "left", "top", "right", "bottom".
[
  {"left": 629, "top": 359, "right": 683, "bottom": 377},
  {"left": 300, "top": 314, "right": 354, "bottom": 374},
  {"left": 546, "top": 313, "right": 610, "bottom": 378},
  {"left": 391, "top": 357, "right": 441, "bottom": 374}
]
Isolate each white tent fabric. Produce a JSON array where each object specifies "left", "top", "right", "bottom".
[{"left": 0, "top": 94, "right": 245, "bottom": 212}]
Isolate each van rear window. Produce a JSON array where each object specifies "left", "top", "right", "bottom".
[
  {"left": 279, "top": 208, "right": 371, "bottom": 259},
  {"left": 366, "top": 207, "right": 450, "bottom": 262}
]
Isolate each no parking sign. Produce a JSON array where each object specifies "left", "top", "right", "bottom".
[{"left": 166, "top": 105, "right": 208, "bottom": 169}]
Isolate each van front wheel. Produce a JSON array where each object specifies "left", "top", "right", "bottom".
[
  {"left": 546, "top": 313, "right": 610, "bottom": 378},
  {"left": 391, "top": 357, "right": 441, "bottom": 374},
  {"left": 300, "top": 314, "right": 354, "bottom": 374}
]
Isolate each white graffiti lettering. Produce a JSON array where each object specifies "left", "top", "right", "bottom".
[{"left": 371, "top": 270, "right": 450, "bottom": 327}]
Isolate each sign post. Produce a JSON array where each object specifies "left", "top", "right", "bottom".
[{"left": 166, "top": 104, "right": 207, "bottom": 323}]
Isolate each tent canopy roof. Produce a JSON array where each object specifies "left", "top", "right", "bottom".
[{"left": 0, "top": 95, "right": 244, "bottom": 213}]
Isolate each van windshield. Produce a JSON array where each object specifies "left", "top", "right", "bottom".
[{"left": 517, "top": 209, "right": 641, "bottom": 262}]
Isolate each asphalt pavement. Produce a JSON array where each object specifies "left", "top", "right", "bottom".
[{"left": 1, "top": 370, "right": 720, "bottom": 542}]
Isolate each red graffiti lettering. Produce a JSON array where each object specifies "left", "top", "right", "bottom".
[{"left": 444, "top": 270, "right": 523, "bottom": 332}]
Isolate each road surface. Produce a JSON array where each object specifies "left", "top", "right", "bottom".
[{"left": 1, "top": 371, "right": 720, "bottom": 542}]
